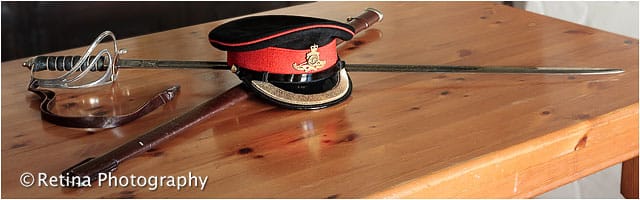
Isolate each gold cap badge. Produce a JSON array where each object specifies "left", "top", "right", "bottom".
[{"left": 293, "top": 44, "right": 326, "bottom": 72}]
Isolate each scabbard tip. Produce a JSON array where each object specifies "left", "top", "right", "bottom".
[{"left": 365, "top": 8, "right": 384, "bottom": 22}]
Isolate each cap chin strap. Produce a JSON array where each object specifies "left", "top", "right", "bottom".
[{"left": 249, "top": 69, "right": 350, "bottom": 108}]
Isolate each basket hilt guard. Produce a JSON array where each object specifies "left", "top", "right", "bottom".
[{"left": 25, "top": 31, "right": 126, "bottom": 89}]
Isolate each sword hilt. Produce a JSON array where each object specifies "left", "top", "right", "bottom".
[
  {"left": 23, "top": 55, "right": 108, "bottom": 72},
  {"left": 26, "top": 31, "right": 121, "bottom": 89}
]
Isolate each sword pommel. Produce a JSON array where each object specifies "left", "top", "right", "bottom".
[{"left": 22, "top": 56, "right": 35, "bottom": 69}]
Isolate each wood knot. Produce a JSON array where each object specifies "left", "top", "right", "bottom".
[
  {"left": 433, "top": 75, "right": 447, "bottom": 79},
  {"left": 118, "top": 190, "right": 136, "bottom": 198},
  {"left": 352, "top": 40, "right": 365, "bottom": 46},
  {"left": 335, "top": 133, "right": 358, "bottom": 144},
  {"left": 10, "top": 143, "right": 27, "bottom": 150},
  {"left": 575, "top": 114, "right": 592, "bottom": 120},
  {"left": 574, "top": 135, "right": 588, "bottom": 151},
  {"left": 238, "top": 147, "right": 254, "bottom": 154},
  {"left": 457, "top": 49, "right": 473, "bottom": 57}
]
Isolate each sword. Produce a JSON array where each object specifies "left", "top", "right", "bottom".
[{"left": 23, "top": 56, "right": 624, "bottom": 75}]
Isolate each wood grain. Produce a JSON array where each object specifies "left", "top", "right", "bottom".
[{"left": 2, "top": 2, "right": 637, "bottom": 198}]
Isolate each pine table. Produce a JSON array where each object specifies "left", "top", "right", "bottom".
[{"left": 2, "top": 2, "right": 637, "bottom": 198}]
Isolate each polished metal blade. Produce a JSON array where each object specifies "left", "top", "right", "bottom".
[
  {"left": 117, "top": 59, "right": 230, "bottom": 70},
  {"left": 116, "top": 59, "right": 624, "bottom": 75},
  {"left": 344, "top": 64, "right": 624, "bottom": 75}
]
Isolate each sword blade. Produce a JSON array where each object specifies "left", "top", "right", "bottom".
[
  {"left": 117, "top": 59, "right": 230, "bottom": 70},
  {"left": 344, "top": 64, "right": 624, "bottom": 75},
  {"left": 116, "top": 59, "right": 623, "bottom": 75}
]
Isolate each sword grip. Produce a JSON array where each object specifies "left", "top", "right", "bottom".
[{"left": 25, "top": 56, "right": 106, "bottom": 72}]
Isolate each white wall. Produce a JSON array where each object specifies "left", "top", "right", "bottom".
[{"left": 517, "top": 1, "right": 639, "bottom": 38}]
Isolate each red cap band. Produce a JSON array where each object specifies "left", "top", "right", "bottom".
[{"left": 227, "top": 39, "right": 338, "bottom": 74}]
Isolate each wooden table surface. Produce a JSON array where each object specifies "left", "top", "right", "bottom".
[{"left": 2, "top": 2, "right": 638, "bottom": 198}]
